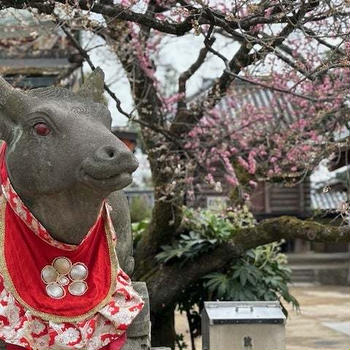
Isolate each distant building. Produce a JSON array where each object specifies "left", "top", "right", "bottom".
[
  {"left": 190, "top": 80, "right": 312, "bottom": 221},
  {"left": 112, "top": 128, "right": 138, "bottom": 152},
  {"left": 0, "top": 9, "right": 82, "bottom": 88}
]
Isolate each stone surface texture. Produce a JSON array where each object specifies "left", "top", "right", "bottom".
[{"left": 123, "top": 282, "right": 151, "bottom": 350}]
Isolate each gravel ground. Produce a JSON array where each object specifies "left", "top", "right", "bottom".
[{"left": 175, "top": 285, "right": 350, "bottom": 350}]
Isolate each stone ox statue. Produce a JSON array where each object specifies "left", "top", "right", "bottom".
[{"left": 0, "top": 69, "right": 150, "bottom": 350}]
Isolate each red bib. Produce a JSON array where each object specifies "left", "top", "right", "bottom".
[
  {"left": 0, "top": 144, "right": 116, "bottom": 321},
  {"left": 2, "top": 200, "right": 116, "bottom": 320}
]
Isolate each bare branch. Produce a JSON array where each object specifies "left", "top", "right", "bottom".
[
  {"left": 182, "top": 1, "right": 320, "bottom": 130},
  {"left": 301, "top": 26, "right": 345, "bottom": 56},
  {"left": 223, "top": 72, "right": 330, "bottom": 102},
  {"left": 59, "top": 23, "right": 133, "bottom": 120},
  {"left": 177, "top": 37, "right": 215, "bottom": 109},
  {"left": 1, "top": 0, "right": 337, "bottom": 39},
  {"left": 0, "top": 0, "right": 194, "bottom": 35}
]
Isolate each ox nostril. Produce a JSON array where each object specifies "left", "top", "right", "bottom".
[
  {"left": 96, "top": 146, "right": 117, "bottom": 160},
  {"left": 95, "top": 146, "right": 137, "bottom": 171},
  {"left": 107, "top": 149, "right": 115, "bottom": 158}
]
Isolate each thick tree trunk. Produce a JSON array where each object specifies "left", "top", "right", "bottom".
[
  {"left": 151, "top": 305, "right": 176, "bottom": 349},
  {"left": 133, "top": 189, "right": 183, "bottom": 278}
]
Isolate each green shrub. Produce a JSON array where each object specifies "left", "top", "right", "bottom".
[
  {"left": 156, "top": 206, "right": 256, "bottom": 264},
  {"left": 131, "top": 218, "right": 150, "bottom": 248},
  {"left": 129, "top": 196, "right": 152, "bottom": 223},
  {"left": 203, "top": 242, "right": 298, "bottom": 306}
]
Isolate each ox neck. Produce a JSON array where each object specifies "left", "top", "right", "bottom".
[{"left": 18, "top": 189, "right": 106, "bottom": 245}]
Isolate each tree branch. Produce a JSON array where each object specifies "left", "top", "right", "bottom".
[
  {"left": 60, "top": 23, "right": 133, "bottom": 120},
  {"left": 300, "top": 26, "right": 345, "bottom": 56},
  {"left": 235, "top": 216, "right": 349, "bottom": 248},
  {"left": 0, "top": 0, "right": 194, "bottom": 35},
  {"left": 169, "top": 36, "right": 215, "bottom": 136},
  {"left": 222, "top": 72, "right": 328, "bottom": 102},
  {"left": 178, "top": 1, "right": 318, "bottom": 134},
  {"left": 177, "top": 37, "right": 215, "bottom": 109},
  {"left": 1, "top": 0, "right": 330, "bottom": 39},
  {"left": 147, "top": 215, "right": 349, "bottom": 313}
]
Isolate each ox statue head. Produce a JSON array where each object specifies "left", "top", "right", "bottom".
[
  {"left": 0, "top": 69, "right": 138, "bottom": 197},
  {"left": 0, "top": 69, "right": 138, "bottom": 244}
]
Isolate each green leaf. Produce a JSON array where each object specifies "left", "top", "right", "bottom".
[{"left": 240, "top": 269, "right": 248, "bottom": 287}]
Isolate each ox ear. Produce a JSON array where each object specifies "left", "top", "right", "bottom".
[{"left": 77, "top": 67, "right": 105, "bottom": 104}]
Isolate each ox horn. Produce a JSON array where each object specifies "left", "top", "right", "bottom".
[
  {"left": 77, "top": 67, "right": 105, "bottom": 104},
  {"left": 0, "top": 75, "right": 28, "bottom": 116},
  {"left": 0, "top": 75, "right": 15, "bottom": 107}
]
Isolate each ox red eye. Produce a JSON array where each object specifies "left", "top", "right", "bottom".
[{"left": 34, "top": 123, "right": 51, "bottom": 136}]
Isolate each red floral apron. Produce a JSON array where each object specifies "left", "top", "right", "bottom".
[{"left": 0, "top": 144, "right": 143, "bottom": 350}]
